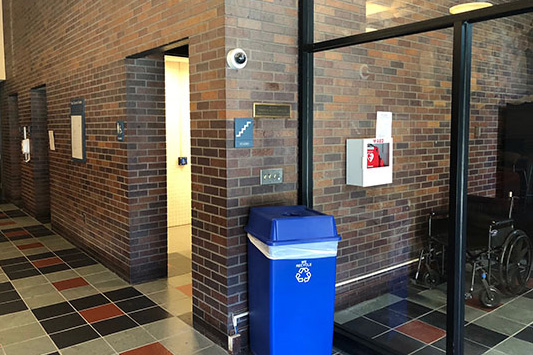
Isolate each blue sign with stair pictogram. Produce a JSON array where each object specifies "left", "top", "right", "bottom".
[{"left": 234, "top": 118, "right": 253, "bottom": 148}]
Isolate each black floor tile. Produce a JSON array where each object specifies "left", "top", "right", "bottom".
[
  {"left": 523, "top": 291, "right": 533, "bottom": 299},
  {"left": 116, "top": 295, "right": 157, "bottom": 313},
  {"left": 6, "top": 268, "right": 41, "bottom": 280},
  {"left": 2, "top": 262, "right": 36, "bottom": 273},
  {"left": 58, "top": 252, "right": 88, "bottom": 262},
  {"left": 0, "top": 281, "right": 15, "bottom": 293},
  {"left": 374, "top": 330, "right": 425, "bottom": 354},
  {"left": 70, "top": 294, "right": 110, "bottom": 311},
  {"left": 342, "top": 317, "right": 389, "bottom": 339},
  {"left": 25, "top": 225, "right": 55, "bottom": 237},
  {"left": 432, "top": 337, "right": 489, "bottom": 355},
  {"left": 104, "top": 287, "right": 142, "bottom": 302},
  {"left": 412, "top": 345, "right": 445, "bottom": 354},
  {"left": 0, "top": 256, "right": 28, "bottom": 266},
  {"left": 39, "top": 263, "right": 71, "bottom": 274},
  {"left": 514, "top": 326, "right": 533, "bottom": 343},
  {"left": 54, "top": 248, "right": 81, "bottom": 257},
  {"left": 0, "top": 299, "right": 27, "bottom": 315},
  {"left": 0, "top": 290, "right": 22, "bottom": 304},
  {"left": 6, "top": 234, "right": 32, "bottom": 241},
  {"left": 0, "top": 235, "right": 7, "bottom": 242},
  {"left": 365, "top": 307, "right": 412, "bottom": 328},
  {"left": 128, "top": 306, "right": 173, "bottom": 325},
  {"left": 32, "top": 302, "right": 76, "bottom": 320},
  {"left": 419, "top": 311, "right": 448, "bottom": 330},
  {"left": 40, "top": 312, "right": 87, "bottom": 334},
  {"left": 91, "top": 315, "right": 137, "bottom": 336},
  {"left": 49, "top": 324, "right": 100, "bottom": 349},
  {"left": 27, "top": 252, "right": 55, "bottom": 261},
  {"left": 4, "top": 210, "right": 28, "bottom": 217},
  {"left": 386, "top": 300, "right": 433, "bottom": 319},
  {"left": 464, "top": 323, "right": 507, "bottom": 348},
  {"left": 67, "top": 258, "right": 97, "bottom": 268}
]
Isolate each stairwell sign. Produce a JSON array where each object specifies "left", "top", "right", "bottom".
[{"left": 234, "top": 118, "right": 253, "bottom": 148}]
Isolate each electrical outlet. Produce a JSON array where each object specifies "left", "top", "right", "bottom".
[{"left": 260, "top": 168, "right": 283, "bottom": 185}]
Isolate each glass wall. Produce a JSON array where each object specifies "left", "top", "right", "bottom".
[{"left": 309, "top": 1, "right": 532, "bottom": 353}]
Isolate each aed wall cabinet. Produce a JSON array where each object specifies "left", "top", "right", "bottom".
[{"left": 346, "top": 138, "right": 393, "bottom": 187}]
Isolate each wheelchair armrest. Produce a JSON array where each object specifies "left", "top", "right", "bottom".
[
  {"left": 490, "top": 218, "right": 513, "bottom": 229},
  {"left": 430, "top": 210, "right": 449, "bottom": 219}
]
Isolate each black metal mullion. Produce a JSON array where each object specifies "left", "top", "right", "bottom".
[
  {"left": 298, "top": 0, "right": 314, "bottom": 208},
  {"left": 310, "top": 0, "right": 532, "bottom": 53},
  {"left": 447, "top": 20, "right": 472, "bottom": 355}
]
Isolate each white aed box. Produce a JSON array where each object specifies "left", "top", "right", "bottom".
[{"left": 346, "top": 137, "right": 393, "bottom": 187}]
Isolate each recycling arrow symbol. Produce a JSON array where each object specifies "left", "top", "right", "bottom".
[{"left": 295, "top": 267, "right": 312, "bottom": 283}]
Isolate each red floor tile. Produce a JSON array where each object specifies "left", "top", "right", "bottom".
[
  {"left": 0, "top": 221, "right": 15, "bottom": 226},
  {"left": 32, "top": 257, "right": 64, "bottom": 268},
  {"left": 120, "top": 342, "right": 173, "bottom": 355},
  {"left": 80, "top": 303, "right": 124, "bottom": 323},
  {"left": 4, "top": 230, "right": 30, "bottom": 238},
  {"left": 176, "top": 284, "right": 192, "bottom": 298},
  {"left": 397, "top": 320, "right": 446, "bottom": 344},
  {"left": 53, "top": 277, "right": 89, "bottom": 291},
  {"left": 17, "top": 242, "right": 44, "bottom": 250}
]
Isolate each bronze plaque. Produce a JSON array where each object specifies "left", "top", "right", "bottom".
[{"left": 253, "top": 103, "right": 291, "bottom": 118}]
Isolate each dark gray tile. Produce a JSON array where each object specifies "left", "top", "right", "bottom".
[
  {"left": 40, "top": 313, "right": 87, "bottom": 334},
  {"left": 343, "top": 317, "right": 389, "bottom": 339},
  {"left": 115, "top": 295, "right": 157, "bottom": 313},
  {"left": 464, "top": 323, "right": 507, "bottom": 348},
  {"left": 104, "top": 287, "right": 142, "bottom": 302},
  {"left": 32, "top": 302, "right": 76, "bottom": 320},
  {"left": 129, "top": 306, "right": 173, "bottom": 325},
  {"left": 365, "top": 307, "right": 411, "bottom": 328},
  {"left": 0, "top": 299, "right": 27, "bottom": 315},
  {"left": 386, "top": 300, "right": 433, "bottom": 319},
  {"left": 432, "top": 337, "right": 489, "bottom": 355},
  {"left": 70, "top": 293, "right": 110, "bottom": 311},
  {"left": 374, "top": 330, "right": 425, "bottom": 354},
  {"left": 49, "top": 324, "right": 100, "bottom": 349},
  {"left": 91, "top": 315, "right": 137, "bottom": 336},
  {"left": 514, "top": 326, "right": 533, "bottom": 344}
]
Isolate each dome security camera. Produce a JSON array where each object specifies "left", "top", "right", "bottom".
[{"left": 227, "top": 48, "right": 248, "bottom": 69}]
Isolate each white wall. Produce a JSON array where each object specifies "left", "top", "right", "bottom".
[{"left": 165, "top": 56, "right": 191, "bottom": 228}]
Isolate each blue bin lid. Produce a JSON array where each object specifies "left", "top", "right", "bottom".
[{"left": 244, "top": 205, "right": 340, "bottom": 245}]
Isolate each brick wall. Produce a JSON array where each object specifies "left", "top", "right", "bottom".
[
  {"left": 1, "top": 0, "right": 530, "bottom": 353},
  {"left": 0, "top": 0, "right": 233, "bottom": 349},
  {"left": 224, "top": 0, "right": 299, "bottom": 347},
  {"left": 125, "top": 56, "right": 168, "bottom": 283}
]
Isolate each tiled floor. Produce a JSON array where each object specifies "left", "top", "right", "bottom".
[
  {"left": 0, "top": 203, "right": 226, "bottom": 355},
  {"left": 335, "top": 278, "right": 533, "bottom": 354}
]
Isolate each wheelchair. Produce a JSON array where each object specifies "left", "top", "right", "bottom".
[{"left": 415, "top": 193, "right": 532, "bottom": 307}]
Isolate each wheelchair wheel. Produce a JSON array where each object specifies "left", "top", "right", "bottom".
[
  {"left": 480, "top": 286, "right": 501, "bottom": 308},
  {"left": 500, "top": 230, "right": 532, "bottom": 295},
  {"left": 423, "top": 269, "right": 440, "bottom": 288}
]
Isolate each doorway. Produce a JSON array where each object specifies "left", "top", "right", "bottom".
[{"left": 164, "top": 55, "right": 193, "bottom": 301}]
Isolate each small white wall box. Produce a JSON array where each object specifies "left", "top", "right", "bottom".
[{"left": 346, "top": 137, "right": 393, "bottom": 187}]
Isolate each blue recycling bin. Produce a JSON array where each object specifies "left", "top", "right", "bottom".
[{"left": 245, "top": 205, "right": 341, "bottom": 355}]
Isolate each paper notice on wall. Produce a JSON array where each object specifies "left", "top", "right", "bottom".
[
  {"left": 376, "top": 111, "right": 392, "bottom": 138},
  {"left": 71, "top": 115, "right": 83, "bottom": 159},
  {"left": 48, "top": 130, "right": 55, "bottom": 151}
]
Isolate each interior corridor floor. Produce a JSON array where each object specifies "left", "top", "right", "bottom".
[
  {"left": 0, "top": 203, "right": 226, "bottom": 355},
  {"left": 334, "top": 278, "right": 533, "bottom": 354}
]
